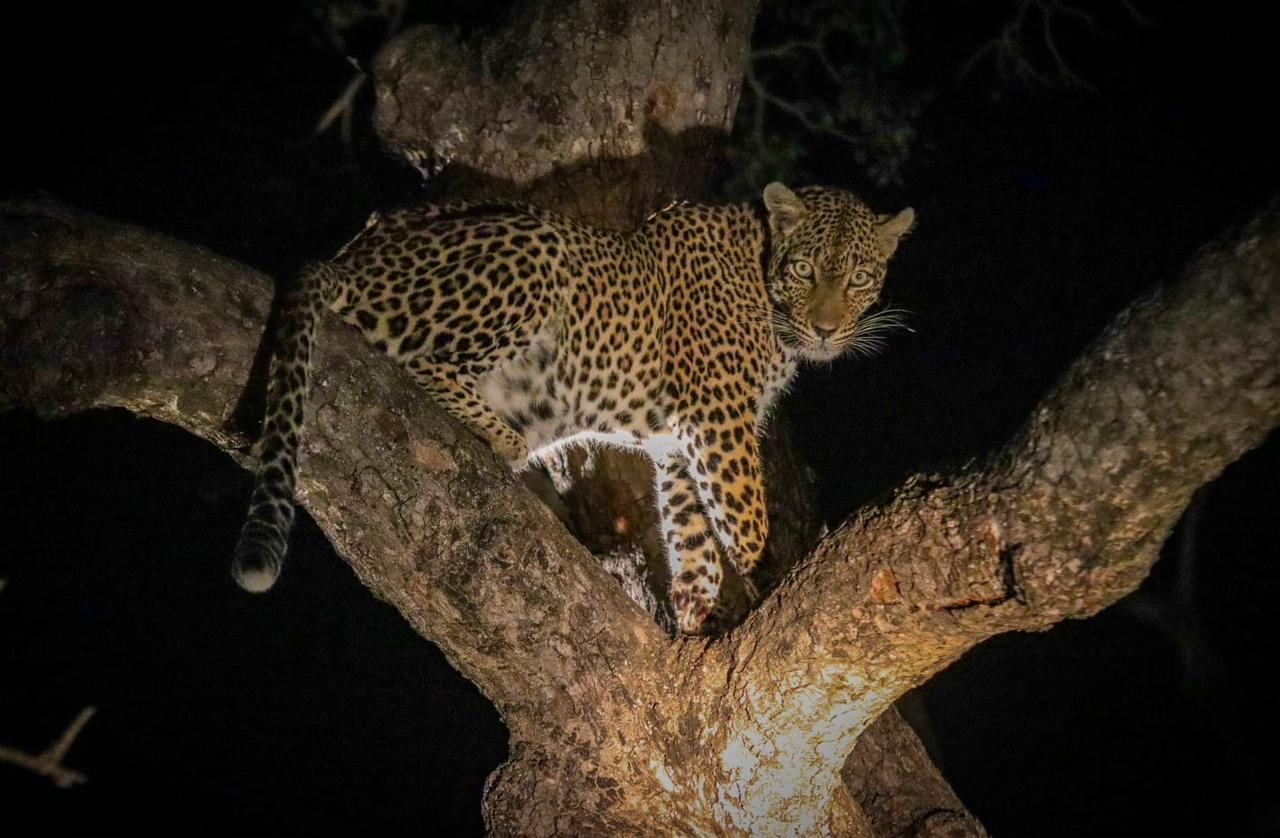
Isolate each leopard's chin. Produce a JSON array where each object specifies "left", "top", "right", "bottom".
[
  {"left": 798, "top": 341, "right": 842, "bottom": 363},
  {"left": 774, "top": 324, "right": 843, "bottom": 361}
]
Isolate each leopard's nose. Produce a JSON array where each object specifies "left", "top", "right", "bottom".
[{"left": 813, "top": 325, "right": 836, "bottom": 340}]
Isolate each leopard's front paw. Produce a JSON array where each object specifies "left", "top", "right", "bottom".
[
  {"left": 672, "top": 571, "right": 719, "bottom": 635},
  {"left": 492, "top": 435, "right": 530, "bottom": 472}
]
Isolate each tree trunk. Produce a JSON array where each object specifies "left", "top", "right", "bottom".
[
  {"left": 368, "top": 4, "right": 992, "bottom": 830},
  {"left": 373, "top": 0, "right": 755, "bottom": 221},
  {"left": 4, "top": 0, "right": 1279, "bottom": 832},
  {"left": 4, "top": 195, "right": 1277, "bottom": 835}
]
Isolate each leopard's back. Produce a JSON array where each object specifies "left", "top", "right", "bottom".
[
  {"left": 328, "top": 203, "right": 568, "bottom": 372},
  {"left": 231, "top": 200, "right": 679, "bottom": 588}
]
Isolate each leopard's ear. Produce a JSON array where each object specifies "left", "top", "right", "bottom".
[
  {"left": 763, "top": 182, "right": 808, "bottom": 237},
  {"left": 875, "top": 207, "right": 916, "bottom": 259}
]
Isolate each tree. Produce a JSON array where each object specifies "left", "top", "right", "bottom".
[{"left": 2, "top": 0, "right": 1278, "bottom": 834}]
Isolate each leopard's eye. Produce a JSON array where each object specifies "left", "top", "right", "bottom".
[
  {"left": 850, "top": 267, "right": 873, "bottom": 289},
  {"left": 791, "top": 260, "right": 814, "bottom": 279}
]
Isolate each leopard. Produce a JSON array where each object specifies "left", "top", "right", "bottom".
[{"left": 231, "top": 182, "right": 915, "bottom": 633}]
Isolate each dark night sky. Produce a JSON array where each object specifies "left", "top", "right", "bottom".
[{"left": 3, "top": 1, "right": 1278, "bottom": 835}]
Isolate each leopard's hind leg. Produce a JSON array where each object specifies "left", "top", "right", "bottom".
[{"left": 404, "top": 360, "right": 530, "bottom": 469}]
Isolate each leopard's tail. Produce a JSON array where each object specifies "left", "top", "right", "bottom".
[{"left": 231, "top": 262, "right": 342, "bottom": 592}]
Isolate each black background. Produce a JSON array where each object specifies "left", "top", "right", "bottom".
[{"left": 3, "top": 2, "right": 1277, "bottom": 834}]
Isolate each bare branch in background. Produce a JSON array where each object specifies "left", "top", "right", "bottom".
[
  {"left": 309, "top": 0, "right": 408, "bottom": 144},
  {"left": 732, "top": 0, "right": 920, "bottom": 191},
  {"left": 960, "top": 0, "right": 1149, "bottom": 90},
  {"left": 0, "top": 706, "right": 97, "bottom": 789}
]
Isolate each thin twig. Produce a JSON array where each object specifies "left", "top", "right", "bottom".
[
  {"left": 316, "top": 67, "right": 368, "bottom": 140},
  {"left": 0, "top": 706, "right": 97, "bottom": 788}
]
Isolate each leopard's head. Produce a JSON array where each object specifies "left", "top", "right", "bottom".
[{"left": 762, "top": 182, "right": 915, "bottom": 362}]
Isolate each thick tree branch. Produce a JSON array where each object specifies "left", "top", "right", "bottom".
[
  {"left": 0, "top": 201, "right": 663, "bottom": 736},
  {"left": 12, "top": 193, "right": 1270, "bottom": 835},
  {"left": 844, "top": 707, "right": 987, "bottom": 838},
  {"left": 12, "top": 196, "right": 1269, "bottom": 834},
  {"left": 1, "top": 199, "right": 990, "bottom": 835},
  {"left": 373, "top": 0, "right": 758, "bottom": 213},
  {"left": 705, "top": 202, "right": 1280, "bottom": 800}
]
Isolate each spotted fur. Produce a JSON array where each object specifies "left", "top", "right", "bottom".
[{"left": 231, "top": 183, "right": 915, "bottom": 633}]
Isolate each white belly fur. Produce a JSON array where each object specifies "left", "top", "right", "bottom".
[{"left": 530, "top": 431, "right": 681, "bottom": 465}]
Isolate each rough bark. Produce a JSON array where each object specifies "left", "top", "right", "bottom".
[
  {"left": 0, "top": 201, "right": 932, "bottom": 834},
  {"left": 656, "top": 203, "right": 1280, "bottom": 831},
  {"left": 4, "top": 195, "right": 1277, "bottom": 834},
  {"left": 7, "top": 0, "right": 1279, "bottom": 832},
  {"left": 4, "top": 1, "right": 986, "bottom": 832},
  {"left": 370, "top": 2, "right": 997, "bottom": 819},
  {"left": 0, "top": 199, "right": 657, "bottom": 739},
  {"left": 374, "top": 0, "right": 759, "bottom": 225},
  {"left": 844, "top": 707, "right": 987, "bottom": 838}
]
